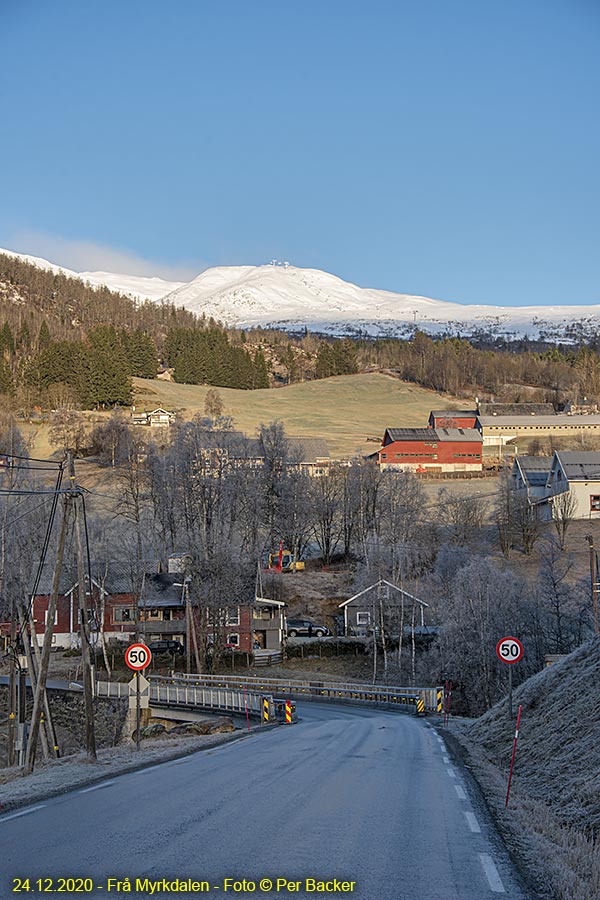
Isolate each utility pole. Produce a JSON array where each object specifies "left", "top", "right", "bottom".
[
  {"left": 70, "top": 454, "right": 97, "bottom": 761},
  {"left": 585, "top": 535, "right": 599, "bottom": 636},
  {"left": 7, "top": 611, "right": 17, "bottom": 767},
  {"left": 24, "top": 491, "right": 70, "bottom": 774}
]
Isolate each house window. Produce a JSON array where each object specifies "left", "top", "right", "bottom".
[
  {"left": 114, "top": 607, "right": 134, "bottom": 623},
  {"left": 45, "top": 609, "right": 58, "bottom": 625},
  {"left": 254, "top": 607, "right": 273, "bottom": 619},
  {"left": 148, "top": 609, "right": 161, "bottom": 620},
  {"left": 590, "top": 496, "right": 600, "bottom": 511},
  {"left": 227, "top": 633, "right": 239, "bottom": 646},
  {"left": 226, "top": 607, "right": 240, "bottom": 626},
  {"left": 356, "top": 611, "right": 371, "bottom": 625}
]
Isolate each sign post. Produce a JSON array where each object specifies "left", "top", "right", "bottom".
[
  {"left": 496, "top": 636, "right": 523, "bottom": 717},
  {"left": 125, "top": 644, "right": 152, "bottom": 751}
]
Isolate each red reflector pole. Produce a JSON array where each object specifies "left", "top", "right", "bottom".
[{"left": 505, "top": 704, "right": 522, "bottom": 808}]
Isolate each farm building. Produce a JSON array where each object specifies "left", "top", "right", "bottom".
[
  {"left": 428, "top": 410, "right": 478, "bottom": 429},
  {"left": 477, "top": 413, "right": 600, "bottom": 448},
  {"left": 378, "top": 427, "right": 482, "bottom": 473}
]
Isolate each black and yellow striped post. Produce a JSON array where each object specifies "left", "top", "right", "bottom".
[
  {"left": 417, "top": 697, "right": 425, "bottom": 716},
  {"left": 262, "top": 696, "right": 270, "bottom": 724},
  {"left": 437, "top": 689, "right": 443, "bottom": 714}
]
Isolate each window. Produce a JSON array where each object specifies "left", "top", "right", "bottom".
[
  {"left": 114, "top": 607, "right": 134, "bottom": 623},
  {"left": 226, "top": 607, "right": 240, "bottom": 626},
  {"left": 356, "top": 611, "right": 371, "bottom": 625},
  {"left": 254, "top": 607, "right": 273, "bottom": 620},
  {"left": 590, "top": 495, "right": 600, "bottom": 511},
  {"left": 227, "top": 633, "right": 239, "bottom": 646},
  {"left": 148, "top": 609, "right": 161, "bottom": 620},
  {"left": 45, "top": 609, "right": 58, "bottom": 625}
]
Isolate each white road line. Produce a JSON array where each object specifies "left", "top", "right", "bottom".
[
  {"left": 465, "top": 811, "right": 481, "bottom": 833},
  {"left": 442, "top": 755, "right": 450, "bottom": 764},
  {"left": 446, "top": 767, "right": 456, "bottom": 778},
  {"left": 455, "top": 785, "right": 467, "bottom": 800},
  {"left": 77, "top": 781, "right": 115, "bottom": 794},
  {"left": 0, "top": 804, "right": 46, "bottom": 823},
  {"left": 479, "top": 854, "right": 506, "bottom": 893}
]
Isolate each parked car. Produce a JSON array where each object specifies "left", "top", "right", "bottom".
[
  {"left": 285, "top": 619, "right": 330, "bottom": 638},
  {"left": 147, "top": 639, "right": 185, "bottom": 655}
]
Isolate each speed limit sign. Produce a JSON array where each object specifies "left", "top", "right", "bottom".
[
  {"left": 496, "top": 636, "right": 524, "bottom": 665},
  {"left": 125, "top": 643, "right": 152, "bottom": 671}
]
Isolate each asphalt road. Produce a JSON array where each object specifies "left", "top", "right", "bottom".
[{"left": 1, "top": 704, "right": 529, "bottom": 899}]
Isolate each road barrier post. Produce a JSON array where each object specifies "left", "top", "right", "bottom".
[
  {"left": 505, "top": 704, "right": 522, "bottom": 807},
  {"left": 262, "top": 696, "right": 270, "bottom": 724},
  {"left": 285, "top": 700, "right": 292, "bottom": 723}
]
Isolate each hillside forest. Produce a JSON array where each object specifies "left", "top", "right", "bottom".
[{"left": 2, "top": 252, "right": 600, "bottom": 410}]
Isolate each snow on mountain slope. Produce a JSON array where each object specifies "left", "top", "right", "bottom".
[
  {"left": 161, "top": 262, "right": 600, "bottom": 341},
  {"left": 78, "top": 270, "right": 184, "bottom": 301},
  {"left": 3, "top": 246, "right": 600, "bottom": 340},
  {"left": 0, "top": 248, "right": 183, "bottom": 301}
]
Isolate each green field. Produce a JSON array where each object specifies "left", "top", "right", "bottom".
[{"left": 132, "top": 373, "right": 458, "bottom": 457}]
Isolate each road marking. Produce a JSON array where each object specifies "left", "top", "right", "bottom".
[
  {"left": 442, "top": 755, "right": 450, "bottom": 764},
  {"left": 77, "top": 781, "right": 115, "bottom": 794},
  {"left": 465, "top": 811, "right": 481, "bottom": 832},
  {"left": 446, "top": 766, "right": 456, "bottom": 778},
  {"left": 0, "top": 804, "right": 46, "bottom": 823},
  {"left": 455, "top": 785, "right": 467, "bottom": 800},
  {"left": 479, "top": 854, "right": 506, "bottom": 893}
]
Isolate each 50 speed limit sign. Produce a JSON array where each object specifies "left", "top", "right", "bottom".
[
  {"left": 496, "top": 636, "right": 524, "bottom": 665},
  {"left": 125, "top": 643, "right": 152, "bottom": 671}
]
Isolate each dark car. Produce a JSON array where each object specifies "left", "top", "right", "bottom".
[
  {"left": 285, "top": 619, "right": 330, "bottom": 638},
  {"left": 148, "top": 639, "right": 185, "bottom": 655}
]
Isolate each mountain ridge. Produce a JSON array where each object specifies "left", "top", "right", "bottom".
[{"left": 3, "top": 246, "right": 600, "bottom": 341}]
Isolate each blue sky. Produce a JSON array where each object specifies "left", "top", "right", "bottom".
[{"left": 1, "top": 0, "right": 598, "bottom": 306}]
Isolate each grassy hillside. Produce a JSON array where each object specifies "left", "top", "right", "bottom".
[{"left": 131, "top": 373, "right": 458, "bottom": 457}]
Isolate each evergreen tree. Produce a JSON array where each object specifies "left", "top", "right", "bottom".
[{"left": 38, "top": 320, "right": 51, "bottom": 350}]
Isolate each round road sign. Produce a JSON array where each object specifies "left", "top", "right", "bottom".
[
  {"left": 496, "top": 636, "right": 523, "bottom": 665},
  {"left": 125, "top": 643, "right": 152, "bottom": 671}
]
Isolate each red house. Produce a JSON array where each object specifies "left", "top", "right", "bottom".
[
  {"left": 428, "top": 409, "right": 478, "bottom": 429},
  {"left": 378, "top": 427, "right": 482, "bottom": 473}
]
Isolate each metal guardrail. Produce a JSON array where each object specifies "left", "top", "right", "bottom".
[
  {"left": 253, "top": 650, "right": 283, "bottom": 667},
  {"left": 96, "top": 680, "right": 268, "bottom": 719},
  {"left": 157, "top": 673, "right": 435, "bottom": 714}
]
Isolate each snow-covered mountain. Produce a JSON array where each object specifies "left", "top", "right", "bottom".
[
  {"left": 160, "top": 263, "right": 600, "bottom": 342},
  {"left": 2, "top": 247, "right": 600, "bottom": 341},
  {"left": 0, "top": 248, "right": 183, "bottom": 302}
]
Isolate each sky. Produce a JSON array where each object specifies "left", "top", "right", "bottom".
[{"left": 0, "top": 0, "right": 598, "bottom": 307}]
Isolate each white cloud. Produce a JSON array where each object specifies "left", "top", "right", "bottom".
[{"left": 5, "top": 230, "right": 205, "bottom": 281}]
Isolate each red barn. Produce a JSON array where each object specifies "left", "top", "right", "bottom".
[
  {"left": 378, "top": 427, "right": 482, "bottom": 472},
  {"left": 428, "top": 409, "right": 478, "bottom": 429}
]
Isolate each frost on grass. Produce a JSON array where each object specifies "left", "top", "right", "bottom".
[{"left": 449, "top": 635, "right": 600, "bottom": 900}]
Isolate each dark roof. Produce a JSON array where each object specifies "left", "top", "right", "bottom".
[
  {"left": 478, "top": 402, "right": 556, "bottom": 416},
  {"left": 555, "top": 451, "right": 600, "bottom": 481},
  {"left": 514, "top": 455, "right": 553, "bottom": 487},
  {"left": 384, "top": 427, "right": 481, "bottom": 444},
  {"left": 385, "top": 428, "right": 435, "bottom": 443}
]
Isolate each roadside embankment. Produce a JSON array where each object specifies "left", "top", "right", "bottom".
[{"left": 447, "top": 636, "right": 600, "bottom": 900}]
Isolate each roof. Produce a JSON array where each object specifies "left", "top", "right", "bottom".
[
  {"left": 383, "top": 427, "right": 481, "bottom": 444},
  {"left": 478, "top": 402, "right": 556, "bottom": 416},
  {"left": 555, "top": 451, "right": 600, "bottom": 481},
  {"left": 429, "top": 410, "right": 477, "bottom": 418},
  {"left": 339, "top": 579, "right": 429, "bottom": 609},
  {"left": 254, "top": 596, "right": 286, "bottom": 608},
  {"left": 513, "top": 455, "right": 553, "bottom": 487},
  {"left": 478, "top": 414, "right": 600, "bottom": 427},
  {"left": 287, "top": 437, "right": 330, "bottom": 463}
]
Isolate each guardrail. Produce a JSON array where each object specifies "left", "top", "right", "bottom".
[
  {"left": 156, "top": 673, "right": 435, "bottom": 714},
  {"left": 96, "top": 680, "right": 269, "bottom": 719}
]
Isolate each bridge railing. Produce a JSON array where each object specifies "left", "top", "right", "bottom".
[
  {"left": 154, "top": 673, "right": 434, "bottom": 714},
  {"left": 96, "top": 680, "right": 268, "bottom": 718}
]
